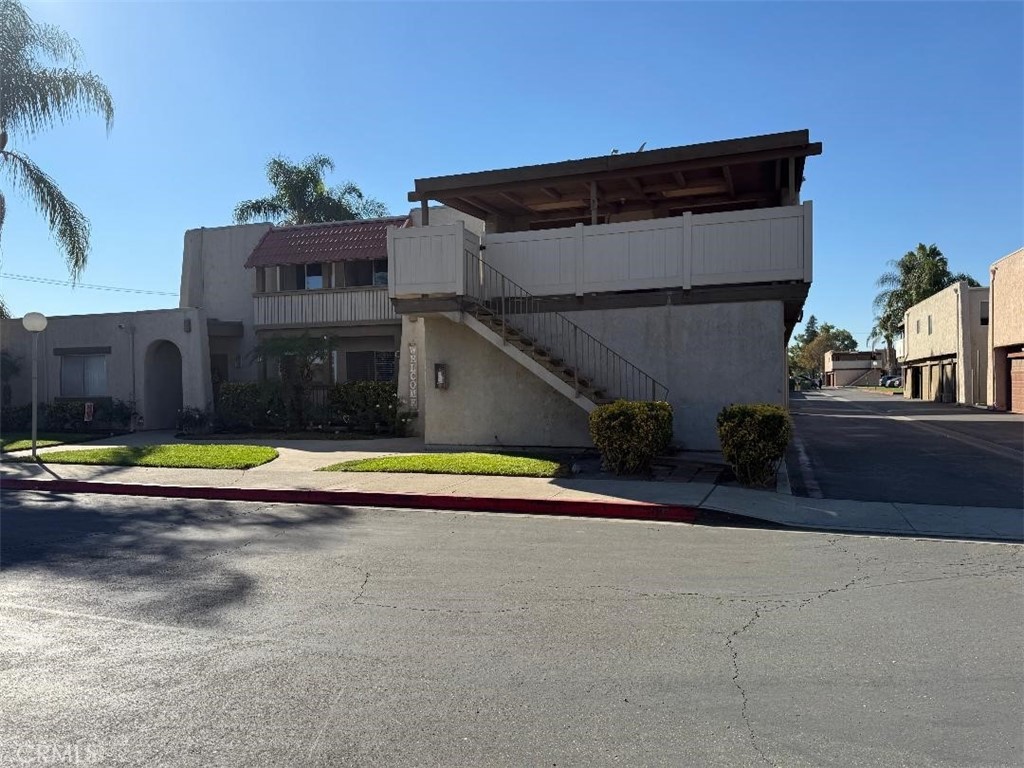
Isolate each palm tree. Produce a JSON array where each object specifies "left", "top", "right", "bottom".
[
  {"left": 0, "top": 0, "right": 114, "bottom": 317},
  {"left": 871, "top": 243, "right": 979, "bottom": 373},
  {"left": 234, "top": 154, "right": 389, "bottom": 225}
]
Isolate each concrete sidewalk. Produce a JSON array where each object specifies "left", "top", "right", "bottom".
[{"left": 2, "top": 456, "right": 1021, "bottom": 542}]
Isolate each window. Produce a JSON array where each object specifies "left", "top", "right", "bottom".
[
  {"left": 345, "top": 350, "right": 397, "bottom": 382},
  {"left": 981, "top": 301, "right": 990, "bottom": 326},
  {"left": 61, "top": 355, "right": 107, "bottom": 396},
  {"left": 915, "top": 319, "right": 920, "bottom": 334},
  {"left": 305, "top": 264, "right": 323, "bottom": 290},
  {"left": 927, "top": 315, "right": 933, "bottom": 335},
  {"left": 343, "top": 259, "right": 388, "bottom": 287}
]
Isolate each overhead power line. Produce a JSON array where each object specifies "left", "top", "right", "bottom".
[{"left": 0, "top": 272, "right": 178, "bottom": 297}]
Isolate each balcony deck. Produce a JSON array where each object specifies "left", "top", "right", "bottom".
[
  {"left": 388, "top": 203, "right": 812, "bottom": 302},
  {"left": 253, "top": 286, "right": 397, "bottom": 329}
]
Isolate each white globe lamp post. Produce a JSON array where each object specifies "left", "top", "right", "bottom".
[{"left": 21, "top": 312, "right": 48, "bottom": 459}]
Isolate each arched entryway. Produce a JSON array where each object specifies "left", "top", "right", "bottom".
[{"left": 144, "top": 340, "right": 183, "bottom": 430}]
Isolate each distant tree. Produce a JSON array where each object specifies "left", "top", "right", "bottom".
[
  {"left": 793, "top": 314, "right": 820, "bottom": 347},
  {"left": 0, "top": 0, "right": 114, "bottom": 317},
  {"left": 234, "top": 154, "right": 389, "bottom": 226},
  {"left": 792, "top": 322, "right": 858, "bottom": 376},
  {"left": 871, "top": 243, "right": 979, "bottom": 372}
]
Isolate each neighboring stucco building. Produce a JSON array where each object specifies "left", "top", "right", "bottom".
[
  {"left": 824, "top": 350, "right": 881, "bottom": 387},
  {"left": 389, "top": 129, "right": 822, "bottom": 449},
  {"left": 901, "top": 281, "right": 989, "bottom": 405},
  {"left": 2, "top": 213, "right": 477, "bottom": 428},
  {"left": 988, "top": 247, "right": 1024, "bottom": 413},
  {"left": 0, "top": 308, "right": 211, "bottom": 430}
]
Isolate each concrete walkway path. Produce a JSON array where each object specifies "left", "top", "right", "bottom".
[{"left": 3, "top": 450, "right": 1020, "bottom": 542}]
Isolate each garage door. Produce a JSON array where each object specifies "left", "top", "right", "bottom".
[{"left": 1011, "top": 357, "right": 1024, "bottom": 414}]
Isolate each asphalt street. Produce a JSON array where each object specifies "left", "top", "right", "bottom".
[
  {"left": 1, "top": 491, "right": 1021, "bottom": 767},
  {"left": 787, "top": 389, "right": 1024, "bottom": 508}
]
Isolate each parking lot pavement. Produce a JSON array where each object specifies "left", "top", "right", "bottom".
[{"left": 786, "top": 389, "right": 1024, "bottom": 508}]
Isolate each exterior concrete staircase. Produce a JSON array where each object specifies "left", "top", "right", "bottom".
[{"left": 459, "top": 252, "right": 667, "bottom": 412}]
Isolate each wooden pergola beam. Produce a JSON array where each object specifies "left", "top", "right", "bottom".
[{"left": 408, "top": 143, "right": 823, "bottom": 203}]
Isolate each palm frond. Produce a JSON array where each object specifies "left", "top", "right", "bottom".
[
  {"left": 1, "top": 149, "right": 89, "bottom": 278},
  {"left": 948, "top": 271, "right": 980, "bottom": 287},
  {"left": 0, "top": 1, "right": 82, "bottom": 65},
  {"left": 1, "top": 66, "right": 114, "bottom": 138},
  {"left": 234, "top": 197, "right": 289, "bottom": 225}
]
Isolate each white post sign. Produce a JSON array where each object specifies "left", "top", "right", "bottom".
[{"left": 408, "top": 342, "right": 418, "bottom": 411}]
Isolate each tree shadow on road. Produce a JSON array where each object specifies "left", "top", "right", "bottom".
[{"left": 0, "top": 490, "right": 355, "bottom": 627}]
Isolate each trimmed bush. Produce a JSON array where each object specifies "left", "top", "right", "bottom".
[
  {"left": 43, "top": 399, "right": 136, "bottom": 432},
  {"left": 215, "top": 382, "right": 287, "bottom": 431},
  {"left": 214, "top": 380, "right": 410, "bottom": 436},
  {"left": 716, "top": 404, "right": 792, "bottom": 487},
  {"left": 1, "top": 404, "right": 33, "bottom": 432},
  {"left": 177, "top": 406, "right": 211, "bottom": 435},
  {"left": 326, "top": 381, "right": 409, "bottom": 434},
  {"left": 588, "top": 400, "right": 673, "bottom": 475}
]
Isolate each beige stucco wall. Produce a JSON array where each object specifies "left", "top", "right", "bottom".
[
  {"left": 408, "top": 300, "right": 786, "bottom": 451},
  {"left": 903, "top": 281, "right": 989, "bottom": 405},
  {"left": 180, "top": 223, "right": 271, "bottom": 382},
  {"left": 419, "top": 315, "right": 592, "bottom": 447},
  {"left": 904, "top": 283, "right": 962, "bottom": 362},
  {"left": 567, "top": 302, "right": 786, "bottom": 449},
  {"left": 990, "top": 247, "right": 1024, "bottom": 351},
  {"left": 988, "top": 247, "right": 1024, "bottom": 409},
  {"left": 1, "top": 308, "right": 211, "bottom": 429}
]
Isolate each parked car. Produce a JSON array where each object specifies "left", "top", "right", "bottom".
[{"left": 886, "top": 376, "right": 902, "bottom": 388}]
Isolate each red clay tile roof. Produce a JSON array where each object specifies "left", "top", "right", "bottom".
[{"left": 244, "top": 216, "right": 410, "bottom": 268}]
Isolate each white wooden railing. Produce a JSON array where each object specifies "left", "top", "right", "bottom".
[
  {"left": 388, "top": 203, "right": 812, "bottom": 299},
  {"left": 253, "top": 286, "right": 397, "bottom": 327}
]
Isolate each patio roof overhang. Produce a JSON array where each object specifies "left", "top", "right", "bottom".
[{"left": 409, "top": 130, "right": 822, "bottom": 229}]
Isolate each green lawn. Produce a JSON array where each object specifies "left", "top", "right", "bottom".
[
  {"left": 1, "top": 432, "right": 109, "bottom": 453},
  {"left": 18, "top": 444, "right": 279, "bottom": 470},
  {"left": 320, "top": 452, "right": 568, "bottom": 478}
]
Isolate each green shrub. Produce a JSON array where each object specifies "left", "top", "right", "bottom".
[
  {"left": 98, "top": 398, "right": 137, "bottom": 430},
  {"left": 44, "top": 400, "right": 87, "bottom": 432},
  {"left": 588, "top": 400, "right": 673, "bottom": 475},
  {"left": 716, "top": 404, "right": 792, "bottom": 487},
  {"left": 215, "top": 382, "right": 287, "bottom": 431},
  {"left": 177, "top": 406, "right": 211, "bottom": 435},
  {"left": 1, "top": 403, "right": 33, "bottom": 432},
  {"left": 327, "top": 381, "right": 411, "bottom": 435}
]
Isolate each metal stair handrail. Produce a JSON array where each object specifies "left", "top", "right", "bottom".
[{"left": 462, "top": 249, "right": 668, "bottom": 402}]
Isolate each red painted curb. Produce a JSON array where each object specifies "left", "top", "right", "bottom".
[{"left": 0, "top": 478, "right": 701, "bottom": 524}]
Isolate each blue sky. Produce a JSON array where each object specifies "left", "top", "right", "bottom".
[{"left": 2, "top": 1, "right": 1021, "bottom": 348}]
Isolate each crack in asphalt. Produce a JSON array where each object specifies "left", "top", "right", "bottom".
[
  {"left": 726, "top": 604, "right": 777, "bottom": 766},
  {"left": 352, "top": 570, "right": 525, "bottom": 614},
  {"left": 724, "top": 536, "right": 876, "bottom": 766}
]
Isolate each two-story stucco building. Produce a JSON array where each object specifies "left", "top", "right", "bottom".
[
  {"left": 824, "top": 350, "right": 882, "bottom": 388},
  {"left": 901, "top": 281, "right": 989, "bottom": 405},
  {"left": 2, "top": 129, "right": 822, "bottom": 450},
  {"left": 1, "top": 213, "right": 461, "bottom": 427},
  {"left": 389, "top": 129, "right": 822, "bottom": 449}
]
